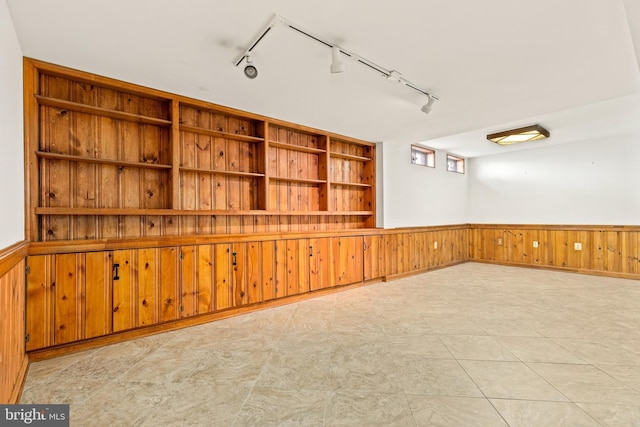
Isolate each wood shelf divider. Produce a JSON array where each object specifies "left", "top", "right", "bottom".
[
  {"left": 36, "top": 151, "right": 172, "bottom": 170},
  {"left": 179, "top": 125, "right": 264, "bottom": 143},
  {"left": 34, "top": 207, "right": 373, "bottom": 216},
  {"left": 269, "top": 141, "right": 326, "bottom": 155},
  {"left": 270, "top": 176, "right": 326, "bottom": 185},
  {"left": 329, "top": 152, "right": 372, "bottom": 162},
  {"left": 35, "top": 95, "right": 172, "bottom": 127},
  {"left": 179, "top": 167, "right": 265, "bottom": 178},
  {"left": 331, "top": 181, "right": 372, "bottom": 188}
]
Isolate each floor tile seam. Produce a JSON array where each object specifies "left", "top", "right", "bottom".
[
  {"left": 436, "top": 333, "right": 520, "bottom": 362},
  {"left": 590, "top": 364, "right": 640, "bottom": 392},
  {"left": 521, "top": 360, "right": 585, "bottom": 403},
  {"left": 400, "top": 389, "right": 419, "bottom": 427},
  {"left": 484, "top": 396, "right": 512, "bottom": 427},
  {"left": 593, "top": 364, "right": 640, "bottom": 394},
  {"left": 452, "top": 358, "right": 489, "bottom": 401}
]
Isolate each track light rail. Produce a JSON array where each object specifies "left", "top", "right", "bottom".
[{"left": 233, "top": 14, "right": 439, "bottom": 104}]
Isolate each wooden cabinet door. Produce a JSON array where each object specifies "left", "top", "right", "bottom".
[
  {"left": 158, "top": 247, "right": 180, "bottom": 322},
  {"left": 112, "top": 250, "right": 136, "bottom": 332},
  {"left": 274, "top": 238, "right": 310, "bottom": 297},
  {"left": 332, "top": 236, "right": 364, "bottom": 286},
  {"left": 25, "top": 255, "right": 53, "bottom": 351},
  {"left": 231, "top": 243, "right": 248, "bottom": 307},
  {"left": 84, "top": 251, "right": 112, "bottom": 339},
  {"left": 274, "top": 240, "right": 287, "bottom": 299},
  {"left": 215, "top": 244, "right": 233, "bottom": 310},
  {"left": 309, "top": 237, "right": 330, "bottom": 291},
  {"left": 26, "top": 252, "right": 113, "bottom": 350},
  {"left": 364, "top": 235, "right": 383, "bottom": 281},
  {"left": 261, "top": 241, "right": 276, "bottom": 301},
  {"left": 246, "top": 241, "right": 262, "bottom": 304}
]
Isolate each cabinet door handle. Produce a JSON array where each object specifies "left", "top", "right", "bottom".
[
  {"left": 309, "top": 246, "right": 313, "bottom": 257},
  {"left": 113, "top": 263, "right": 120, "bottom": 281},
  {"left": 232, "top": 252, "right": 237, "bottom": 266}
]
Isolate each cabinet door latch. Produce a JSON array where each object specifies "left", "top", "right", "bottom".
[{"left": 113, "top": 263, "right": 120, "bottom": 281}]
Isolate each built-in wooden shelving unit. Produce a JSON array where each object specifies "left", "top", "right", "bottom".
[{"left": 25, "top": 58, "right": 376, "bottom": 241}]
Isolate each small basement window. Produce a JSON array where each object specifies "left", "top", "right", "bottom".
[
  {"left": 411, "top": 145, "right": 435, "bottom": 168},
  {"left": 446, "top": 154, "right": 465, "bottom": 174}
]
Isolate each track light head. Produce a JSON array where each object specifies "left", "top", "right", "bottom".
[
  {"left": 243, "top": 55, "right": 258, "bottom": 79},
  {"left": 330, "top": 47, "right": 344, "bottom": 74},
  {"left": 421, "top": 95, "right": 436, "bottom": 115}
]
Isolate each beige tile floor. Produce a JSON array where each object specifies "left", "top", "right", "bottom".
[{"left": 20, "top": 263, "right": 640, "bottom": 426}]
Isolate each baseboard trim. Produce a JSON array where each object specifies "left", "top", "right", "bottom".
[
  {"left": 383, "top": 260, "right": 468, "bottom": 282},
  {"left": 471, "top": 259, "right": 640, "bottom": 281}
]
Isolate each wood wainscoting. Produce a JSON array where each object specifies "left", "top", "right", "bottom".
[
  {"left": 470, "top": 224, "right": 640, "bottom": 280},
  {"left": 0, "top": 241, "right": 29, "bottom": 404}
]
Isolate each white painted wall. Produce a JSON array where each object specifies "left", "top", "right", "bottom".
[
  {"left": 381, "top": 142, "right": 468, "bottom": 228},
  {"left": 468, "top": 135, "right": 640, "bottom": 225},
  {"left": 0, "top": 0, "right": 24, "bottom": 248}
]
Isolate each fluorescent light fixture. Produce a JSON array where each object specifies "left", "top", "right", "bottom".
[
  {"left": 330, "top": 47, "right": 344, "bottom": 73},
  {"left": 487, "top": 124, "right": 550, "bottom": 146}
]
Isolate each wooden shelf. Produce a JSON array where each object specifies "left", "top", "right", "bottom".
[
  {"left": 180, "top": 167, "right": 264, "bottom": 178},
  {"left": 179, "top": 125, "right": 264, "bottom": 143},
  {"left": 36, "top": 151, "right": 172, "bottom": 170},
  {"left": 330, "top": 152, "right": 372, "bottom": 162},
  {"left": 331, "top": 181, "right": 372, "bottom": 188},
  {"left": 35, "top": 207, "right": 373, "bottom": 216},
  {"left": 269, "top": 141, "right": 326, "bottom": 155},
  {"left": 270, "top": 176, "right": 326, "bottom": 185},
  {"left": 36, "top": 96, "right": 172, "bottom": 127}
]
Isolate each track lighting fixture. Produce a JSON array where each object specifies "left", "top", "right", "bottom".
[
  {"left": 234, "top": 14, "right": 440, "bottom": 113},
  {"left": 330, "top": 47, "right": 344, "bottom": 74},
  {"left": 421, "top": 95, "right": 436, "bottom": 115},
  {"left": 243, "top": 54, "right": 258, "bottom": 79}
]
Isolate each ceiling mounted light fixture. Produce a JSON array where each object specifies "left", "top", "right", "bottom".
[
  {"left": 243, "top": 54, "right": 258, "bottom": 79},
  {"left": 330, "top": 46, "right": 344, "bottom": 73},
  {"left": 487, "top": 124, "right": 550, "bottom": 146},
  {"left": 233, "top": 14, "right": 440, "bottom": 114},
  {"left": 421, "top": 95, "right": 436, "bottom": 115}
]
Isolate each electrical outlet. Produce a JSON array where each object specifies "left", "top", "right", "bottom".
[
  {"left": 533, "top": 241, "right": 539, "bottom": 248},
  {"left": 497, "top": 238, "right": 503, "bottom": 246},
  {"left": 574, "top": 242, "right": 582, "bottom": 251},
  {"left": 433, "top": 241, "right": 438, "bottom": 249}
]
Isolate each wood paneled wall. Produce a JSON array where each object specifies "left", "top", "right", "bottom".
[
  {"left": 470, "top": 225, "right": 640, "bottom": 279},
  {"left": 0, "top": 243, "right": 28, "bottom": 404}
]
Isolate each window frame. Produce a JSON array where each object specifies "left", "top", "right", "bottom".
[
  {"left": 446, "top": 153, "right": 465, "bottom": 174},
  {"left": 411, "top": 145, "right": 435, "bottom": 168}
]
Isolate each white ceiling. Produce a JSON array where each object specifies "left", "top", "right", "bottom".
[{"left": 7, "top": 0, "right": 640, "bottom": 157}]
